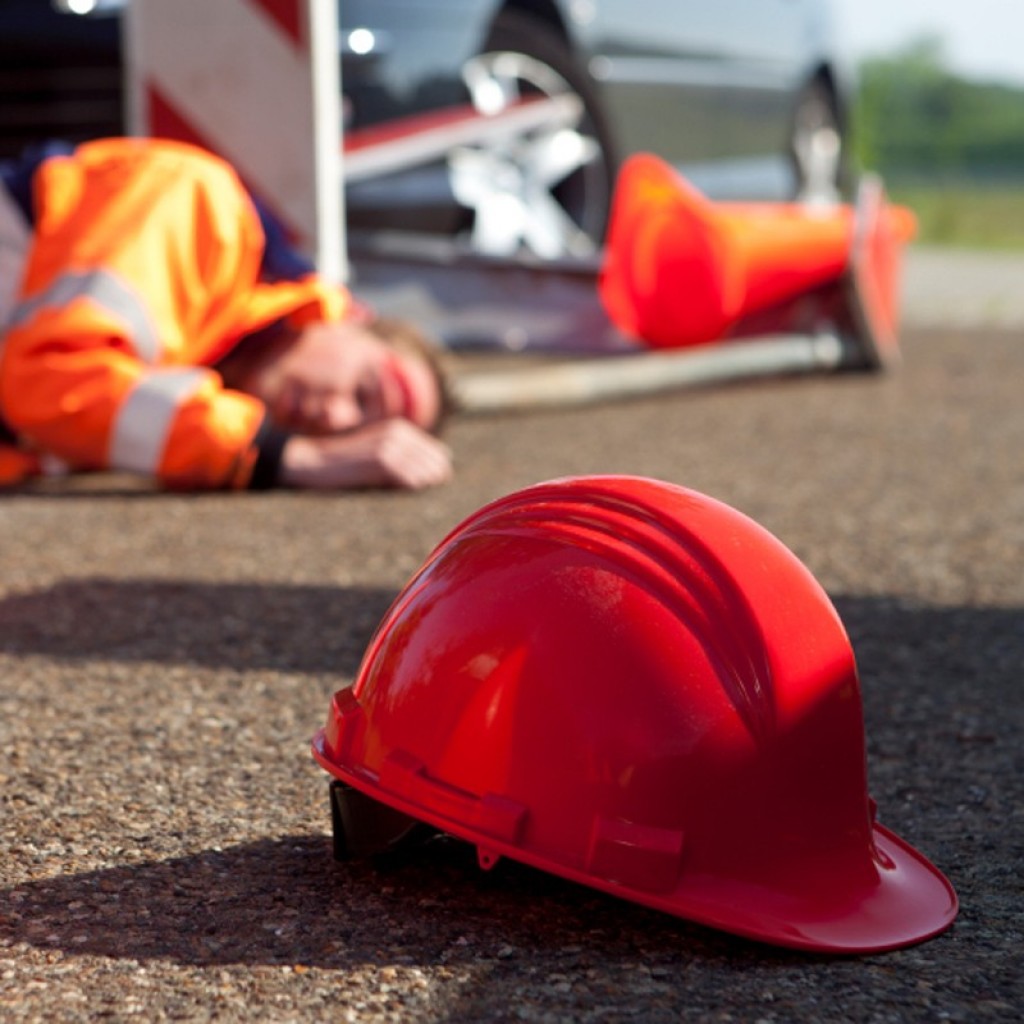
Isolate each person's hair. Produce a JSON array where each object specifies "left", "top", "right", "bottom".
[
  {"left": 363, "top": 315, "right": 456, "bottom": 432},
  {"left": 214, "top": 319, "right": 293, "bottom": 388},
  {"left": 216, "top": 314, "right": 456, "bottom": 432}
]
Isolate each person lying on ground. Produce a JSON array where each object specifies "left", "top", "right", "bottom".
[{"left": 0, "top": 136, "right": 453, "bottom": 492}]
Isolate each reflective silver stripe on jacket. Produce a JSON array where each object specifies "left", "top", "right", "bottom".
[
  {"left": 0, "top": 179, "right": 29, "bottom": 332},
  {"left": 109, "top": 368, "right": 207, "bottom": 474},
  {"left": 7, "top": 270, "right": 162, "bottom": 363}
]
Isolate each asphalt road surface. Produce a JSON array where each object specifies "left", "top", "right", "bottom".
[{"left": 1, "top": 248, "right": 1022, "bottom": 1021}]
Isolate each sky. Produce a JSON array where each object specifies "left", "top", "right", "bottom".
[{"left": 837, "top": 0, "right": 1024, "bottom": 86}]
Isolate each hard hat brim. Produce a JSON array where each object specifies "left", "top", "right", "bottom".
[
  {"left": 651, "top": 822, "right": 958, "bottom": 954},
  {"left": 313, "top": 733, "right": 957, "bottom": 955}
]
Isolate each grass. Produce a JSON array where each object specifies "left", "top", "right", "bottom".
[{"left": 886, "top": 182, "right": 1024, "bottom": 250}]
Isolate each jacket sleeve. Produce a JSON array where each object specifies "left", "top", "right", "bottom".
[
  {"left": 0, "top": 317, "right": 266, "bottom": 489},
  {"left": 0, "top": 139, "right": 336, "bottom": 490}
]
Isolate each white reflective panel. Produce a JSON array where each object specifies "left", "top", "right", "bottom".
[
  {"left": 7, "top": 270, "right": 162, "bottom": 363},
  {"left": 109, "top": 368, "right": 206, "bottom": 473},
  {"left": 0, "top": 181, "right": 30, "bottom": 331}
]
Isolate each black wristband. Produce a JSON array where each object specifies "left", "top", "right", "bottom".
[
  {"left": 0, "top": 415, "right": 17, "bottom": 446},
  {"left": 248, "top": 417, "right": 291, "bottom": 490}
]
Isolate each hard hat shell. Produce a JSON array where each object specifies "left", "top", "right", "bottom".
[{"left": 312, "top": 476, "right": 957, "bottom": 953}]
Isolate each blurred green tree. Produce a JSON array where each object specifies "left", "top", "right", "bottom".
[{"left": 853, "top": 35, "right": 1024, "bottom": 182}]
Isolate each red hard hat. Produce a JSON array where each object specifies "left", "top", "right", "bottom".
[{"left": 312, "top": 476, "right": 957, "bottom": 953}]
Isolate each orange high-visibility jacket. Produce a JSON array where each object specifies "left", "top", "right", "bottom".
[{"left": 0, "top": 138, "right": 352, "bottom": 489}]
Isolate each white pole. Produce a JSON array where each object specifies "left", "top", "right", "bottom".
[
  {"left": 308, "top": 0, "right": 347, "bottom": 284},
  {"left": 450, "top": 333, "right": 851, "bottom": 413}
]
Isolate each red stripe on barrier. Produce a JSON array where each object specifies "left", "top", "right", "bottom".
[
  {"left": 341, "top": 95, "right": 579, "bottom": 182},
  {"left": 344, "top": 104, "right": 482, "bottom": 154},
  {"left": 147, "top": 83, "right": 210, "bottom": 150},
  {"left": 249, "top": 0, "right": 304, "bottom": 47},
  {"left": 146, "top": 84, "right": 303, "bottom": 244}
]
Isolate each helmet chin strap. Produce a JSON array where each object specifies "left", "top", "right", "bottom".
[{"left": 330, "top": 780, "right": 438, "bottom": 863}]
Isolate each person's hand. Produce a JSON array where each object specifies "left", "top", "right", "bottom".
[{"left": 278, "top": 419, "right": 453, "bottom": 490}]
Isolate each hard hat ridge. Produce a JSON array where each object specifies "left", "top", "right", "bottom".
[{"left": 441, "top": 479, "right": 778, "bottom": 739}]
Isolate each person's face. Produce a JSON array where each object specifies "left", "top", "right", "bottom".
[{"left": 245, "top": 321, "right": 442, "bottom": 435}]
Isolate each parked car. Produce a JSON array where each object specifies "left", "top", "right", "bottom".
[
  {"left": 0, "top": 0, "right": 850, "bottom": 260},
  {"left": 0, "top": 0, "right": 123, "bottom": 158}
]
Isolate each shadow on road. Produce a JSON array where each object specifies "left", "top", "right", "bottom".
[
  {"left": 1, "top": 584, "right": 1020, "bottom": 1016},
  {"left": 0, "top": 831, "right": 816, "bottom": 971},
  {"left": 0, "top": 578, "right": 399, "bottom": 675}
]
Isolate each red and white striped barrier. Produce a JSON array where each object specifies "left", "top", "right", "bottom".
[{"left": 125, "top": 0, "right": 345, "bottom": 281}]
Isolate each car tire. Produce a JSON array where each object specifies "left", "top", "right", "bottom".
[
  {"left": 451, "top": 9, "right": 618, "bottom": 258},
  {"left": 790, "top": 77, "right": 845, "bottom": 204}
]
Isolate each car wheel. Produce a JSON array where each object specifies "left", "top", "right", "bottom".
[
  {"left": 448, "top": 9, "right": 617, "bottom": 260},
  {"left": 791, "top": 78, "right": 844, "bottom": 205}
]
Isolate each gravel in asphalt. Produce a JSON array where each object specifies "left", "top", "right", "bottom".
[{"left": 1, "top": 320, "right": 1022, "bottom": 1022}]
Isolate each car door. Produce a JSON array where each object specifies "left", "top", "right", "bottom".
[{"left": 584, "top": 0, "right": 814, "bottom": 194}]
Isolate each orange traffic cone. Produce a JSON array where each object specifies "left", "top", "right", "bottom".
[{"left": 599, "top": 153, "right": 915, "bottom": 357}]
